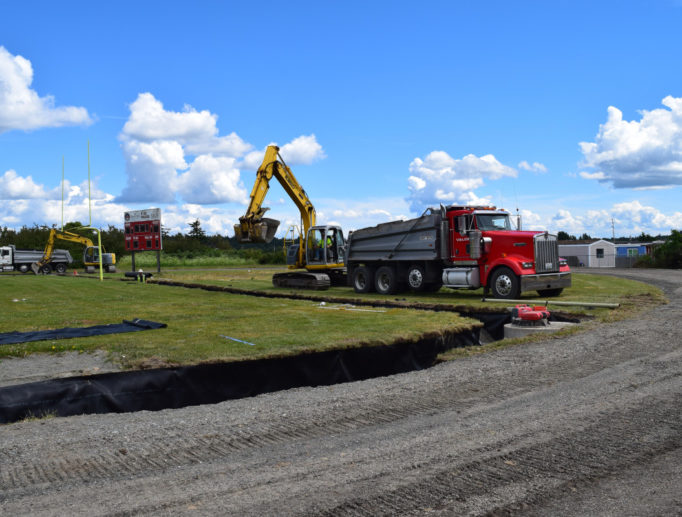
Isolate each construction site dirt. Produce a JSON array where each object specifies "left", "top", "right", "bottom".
[{"left": 0, "top": 268, "right": 680, "bottom": 516}]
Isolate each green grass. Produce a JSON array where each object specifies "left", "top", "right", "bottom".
[
  {"left": 117, "top": 253, "right": 253, "bottom": 268},
  {"left": 151, "top": 268, "right": 666, "bottom": 320},
  {"left": 0, "top": 268, "right": 665, "bottom": 370},
  {"left": 0, "top": 274, "right": 474, "bottom": 368}
]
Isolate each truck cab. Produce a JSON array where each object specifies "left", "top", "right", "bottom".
[
  {"left": 0, "top": 246, "right": 17, "bottom": 271},
  {"left": 445, "top": 206, "right": 571, "bottom": 298}
]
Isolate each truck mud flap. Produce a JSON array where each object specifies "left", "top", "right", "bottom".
[{"left": 0, "top": 330, "right": 478, "bottom": 424}]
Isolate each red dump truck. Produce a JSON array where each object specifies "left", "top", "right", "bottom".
[{"left": 345, "top": 205, "right": 571, "bottom": 299}]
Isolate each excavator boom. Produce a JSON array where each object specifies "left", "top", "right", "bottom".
[
  {"left": 32, "top": 228, "right": 116, "bottom": 274},
  {"left": 235, "top": 144, "right": 346, "bottom": 290},
  {"left": 234, "top": 145, "right": 316, "bottom": 244}
]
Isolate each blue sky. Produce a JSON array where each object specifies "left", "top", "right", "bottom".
[{"left": 1, "top": 1, "right": 681, "bottom": 238}]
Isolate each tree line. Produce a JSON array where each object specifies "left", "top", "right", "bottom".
[
  {"left": 2, "top": 221, "right": 679, "bottom": 269},
  {"left": 0, "top": 220, "right": 287, "bottom": 266}
]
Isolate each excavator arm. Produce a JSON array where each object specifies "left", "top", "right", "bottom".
[
  {"left": 234, "top": 145, "right": 316, "bottom": 243},
  {"left": 33, "top": 228, "right": 115, "bottom": 273}
]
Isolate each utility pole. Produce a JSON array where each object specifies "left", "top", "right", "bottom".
[{"left": 611, "top": 218, "right": 615, "bottom": 242}]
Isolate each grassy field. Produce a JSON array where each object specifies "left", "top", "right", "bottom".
[
  {"left": 0, "top": 273, "right": 475, "bottom": 368},
  {"left": 150, "top": 267, "right": 666, "bottom": 320},
  {"left": 117, "top": 253, "right": 255, "bottom": 268},
  {"left": 0, "top": 267, "right": 665, "bottom": 369}
]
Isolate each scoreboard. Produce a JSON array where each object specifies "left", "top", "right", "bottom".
[{"left": 124, "top": 208, "right": 162, "bottom": 251}]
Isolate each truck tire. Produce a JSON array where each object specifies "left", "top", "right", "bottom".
[
  {"left": 54, "top": 263, "right": 67, "bottom": 275},
  {"left": 352, "top": 266, "right": 374, "bottom": 293},
  {"left": 490, "top": 266, "right": 520, "bottom": 299},
  {"left": 106, "top": 265, "right": 116, "bottom": 273},
  {"left": 40, "top": 264, "right": 52, "bottom": 275},
  {"left": 374, "top": 266, "right": 397, "bottom": 295},
  {"left": 19, "top": 264, "right": 29, "bottom": 273},
  {"left": 406, "top": 264, "right": 426, "bottom": 291},
  {"left": 537, "top": 288, "right": 563, "bottom": 297}
]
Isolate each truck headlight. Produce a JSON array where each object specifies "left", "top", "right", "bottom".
[
  {"left": 521, "top": 261, "right": 534, "bottom": 269},
  {"left": 559, "top": 258, "right": 568, "bottom": 267}
]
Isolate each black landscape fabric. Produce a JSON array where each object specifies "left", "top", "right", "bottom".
[
  {"left": 0, "top": 329, "right": 480, "bottom": 423},
  {"left": 0, "top": 319, "right": 166, "bottom": 346}
]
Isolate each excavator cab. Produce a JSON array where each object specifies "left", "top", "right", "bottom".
[
  {"left": 84, "top": 246, "right": 99, "bottom": 264},
  {"left": 306, "top": 226, "right": 345, "bottom": 267}
]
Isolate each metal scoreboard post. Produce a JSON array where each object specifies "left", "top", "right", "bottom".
[{"left": 124, "top": 208, "right": 162, "bottom": 272}]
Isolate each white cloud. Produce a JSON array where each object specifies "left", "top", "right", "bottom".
[
  {"left": 0, "top": 177, "right": 127, "bottom": 230},
  {"left": 315, "top": 197, "right": 411, "bottom": 232},
  {"left": 122, "top": 93, "right": 212, "bottom": 142},
  {"left": 407, "top": 150, "right": 516, "bottom": 211},
  {"left": 518, "top": 161, "right": 547, "bottom": 173},
  {"left": 117, "top": 93, "right": 322, "bottom": 207},
  {"left": 176, "top": 155, "right": 247, "bottom": 204},
  {"left": 0, "top": 46, "right": 92, "bottom": 133},
  {"left": 550, "top": 209, "right": 590, "bottom": 236},
  {"left": 579, "top": 96, "right": 682, "bottom": 189},
  {"left": 0, "top": 169, "right": 48, "bottom": 199},
  {"left": 160, "top": 204, "right": 245, "bottom": 235},
  {"left": 239, "top": 135, "right": 326, "bottom": 170},
  {"left": 579, "top": 171, "right": 606, "bottom": 180},
  {"left": 117, "top": 139, "right": 186, "bottom": 203},
  {"left": 279, "top": 135, "right": 326, "bottom": 165},
  {"left": 121, "top": 92, "right": 251, "bottom": 157},
  {"left": 541, "top": 200, "right": 682, "bottom": 237},
  {"left": 515, "top": 209, "right": 544, "bottom": 231}
]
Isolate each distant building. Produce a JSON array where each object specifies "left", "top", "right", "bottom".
[
  {"left": 613, "top": 241, "right": 665, "bottom": 267},
  {"left": 615, "top": 243, "right": 648, "bottom": 257},
  {"left": 558, "top": 239, "right": 616, "bottom": 268}
]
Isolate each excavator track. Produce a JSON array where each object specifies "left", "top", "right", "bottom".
[{"left": 272, "top": 272, "right": 331, "bottom": 290}]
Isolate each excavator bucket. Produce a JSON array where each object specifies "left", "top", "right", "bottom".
[
  {"left": 234, "top": 217, "right": 280, "bottom": 243},
  {"left": 30, "top": 263, "right": 40, "bottom": 275}
]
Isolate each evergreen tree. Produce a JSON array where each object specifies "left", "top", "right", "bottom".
[{"left": 187, "top": 219, "right": 206, "bottom": 240}]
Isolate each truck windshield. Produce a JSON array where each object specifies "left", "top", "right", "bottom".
[{"left": 476, "top": 214, "right": 511, "bottom": 231}]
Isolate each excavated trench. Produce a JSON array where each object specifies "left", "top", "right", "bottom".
[{"left": 0, "top": 280, "right": 581, "bottom": 424}]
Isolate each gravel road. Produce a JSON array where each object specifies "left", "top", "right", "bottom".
[{"left": 1, "top": 268, "right": 680, "bottom": 516}]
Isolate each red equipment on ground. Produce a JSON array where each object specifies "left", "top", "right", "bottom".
[{"left": 511, "top": 304, "right": 550, "bottom": 326}]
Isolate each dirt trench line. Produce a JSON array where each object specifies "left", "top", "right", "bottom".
[{"left": 149, "top": 278, "right": 506, "bottom": 314}]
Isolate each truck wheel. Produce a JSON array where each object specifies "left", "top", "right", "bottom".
[
  {"left": 352, "top": 266, "right": 374, "bottom": 293},
  {"left": 54, "top": 263, "right": 67, "bottom": 275},
  {"left": 406, "top": 265, "right": 426, "bottom": 291},
  {"left": 490, "top": 267, "right": 520, "bottom": 299},
  {"left": 537, "top": 288, "right": 563, "bottom": 297},
  {"left": 19, "top": 264, "right": 29, "bottom": 273},
  {"left": 40, "top": 265, "right": 52, "bottom": 275},
  {"left": 375, "top": 266, "right": 397, "bottom": 295}
]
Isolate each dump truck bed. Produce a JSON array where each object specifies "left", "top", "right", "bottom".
[
  {"left": 13, "top": 248, "right": 72, "bottom": 263},
  {"left": 346, "top": 212, "right": 445, "bottom": 263}
]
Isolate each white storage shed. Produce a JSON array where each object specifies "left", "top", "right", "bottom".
[{"left": 558, "top": 239, "right": 616, "bottom": 268}]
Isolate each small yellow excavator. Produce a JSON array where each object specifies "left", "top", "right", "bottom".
[
  {"left": 32, "top": 228, "right": 116, "bottom": 274},
  {"left": 234, "top": 145, "right": 346, "bottom": 289}
]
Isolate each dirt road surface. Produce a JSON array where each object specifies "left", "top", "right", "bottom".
[{"left": 1, "top": 269, "right": 680, "bottom": 516}]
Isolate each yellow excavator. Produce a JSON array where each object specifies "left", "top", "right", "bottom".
[
  {"left": 32, "top": 228, "right": 116, "bottom": 274},
  {"left": 234, "top": 145, "right": 346, "bottom": 289}
]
